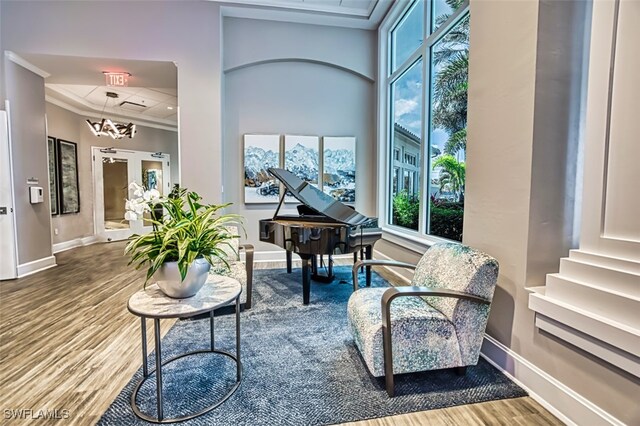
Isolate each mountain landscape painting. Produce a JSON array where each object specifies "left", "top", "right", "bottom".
[
  {"left": 284, "top": 135, "right": 319, "bottom": 202},
  {"left": 323, "top": 136, "right": 356, "bottom": 203},
  {"left": 244, "top": 134, "right": 281, "bottom": 203}
]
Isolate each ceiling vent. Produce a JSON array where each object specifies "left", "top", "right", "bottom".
[{"left": 119, "top": 101, "right": 147, "bottom": 112}]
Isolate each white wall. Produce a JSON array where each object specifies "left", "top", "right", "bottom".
[
  {"left": 46, "top": 102, "right": 179, "bottom": 244},
  {"left": 223, "top": 18, "right": 377, "bottom": 251}
]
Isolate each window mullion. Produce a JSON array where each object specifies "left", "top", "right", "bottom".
[
  {"left": 389, "top": 49, "right": 423, "bottom": 83},
  {"left": 417, "top": 42, "right": 429, "bottom": 235},
  {"left": 423, "top": 41, "right": 434, "bottom": 235},
  {"left": 424, "top": 0, "right": 432, "bottom": 38}
]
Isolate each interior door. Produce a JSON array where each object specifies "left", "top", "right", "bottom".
[
  {"left": 93, "top": 148, "right": 170, "bottom": 242},
  {"left": 139, "top": 152, "right": 171, "bottom": 234},
  {"left": 0, "top": 109, "right": 18, "bottom": 280},
  {"left": 94, "top": 148, "right": 136, "bottom": 242}
]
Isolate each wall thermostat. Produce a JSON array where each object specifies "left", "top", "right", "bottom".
[{"left": 29, "top": 186, "right": 44, "bottom": 204}]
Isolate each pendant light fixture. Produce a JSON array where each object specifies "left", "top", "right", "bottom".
[{"left": 86, "top": 92, "right": 136, "bottom": 139}]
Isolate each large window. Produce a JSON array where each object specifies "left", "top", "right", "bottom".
[{"left": 386, "top": 0, "right": 469, "bottom": 242}]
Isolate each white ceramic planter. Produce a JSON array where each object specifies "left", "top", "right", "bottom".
[{"left": 154, "top": 258, "right": 211, "bottom": 298}]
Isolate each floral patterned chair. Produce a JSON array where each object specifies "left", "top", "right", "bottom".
[
  {"left": 207, "top": 226, "right": 255, "bottom": 309},
  {"left": 347, "top": 242, "right": 499, "bottom": 396}
]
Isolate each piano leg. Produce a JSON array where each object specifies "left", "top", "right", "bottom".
[
  {"left": 300, "top": 255, "right": 312, "bottom": 305},
  {"left": 286, "top": 251, "right": 292, "bottom": 273},
  {"left": 365, "top": 245, "right": 373, "bottom": 287}
]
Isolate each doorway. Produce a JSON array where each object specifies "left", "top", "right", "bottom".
[{"left": 93, "top": 147, "right": 170, "bottom": 241}]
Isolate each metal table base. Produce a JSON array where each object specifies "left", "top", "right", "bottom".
[{"left": 130, "top": 297, "right": 241, "bottom": 424}]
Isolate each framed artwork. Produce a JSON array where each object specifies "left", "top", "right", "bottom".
[
  {"left": 47, "top": 136, "right": 59, "bottom": 215},
  {"left": 243, "top": 134, "right": 281, "bottom": 203},
  {"left": 284, "top": 135, "right": 319, "bottom": 202},
  {"left": 57, "top": 139, "right": 80, "bottom": 214},
  {"left": 322, "top": 136, "right": 356, "bottom": 204}
]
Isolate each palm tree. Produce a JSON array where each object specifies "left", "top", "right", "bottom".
[
  {"left": 432, "top": 6, "right": 470, "bottom": 158},
  {"left": 444, "top": 128, "right": 466, "bottom": 156},
  {"left": 432, "top": 154, "right": 465, "bottom": 202}
]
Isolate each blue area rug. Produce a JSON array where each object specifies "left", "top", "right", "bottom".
[{"left": 99, "top": 267, "right": 526, "bottom": 425}]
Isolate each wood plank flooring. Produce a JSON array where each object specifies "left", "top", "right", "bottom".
[{"left": 0, "top": 243, "right": 562, "bottom": 425}]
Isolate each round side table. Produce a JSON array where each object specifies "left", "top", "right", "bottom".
[{"left": 127, "top": 275, "right": 242, "bottom": 423}]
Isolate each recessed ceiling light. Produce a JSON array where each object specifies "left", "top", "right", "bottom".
[{"left": 167, "top": 106, "right": 174, "bottom": 110}]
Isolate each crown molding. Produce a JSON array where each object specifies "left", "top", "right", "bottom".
[{"left": 5, "top": 51, "right": 51, "bottom": 78}]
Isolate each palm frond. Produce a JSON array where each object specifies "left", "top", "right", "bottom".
[{"left": 444, "top": 128, "right": 467, "bottom": 156}]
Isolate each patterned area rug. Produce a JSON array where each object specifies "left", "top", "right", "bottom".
[{"left": 99, "top": 267, "right": 526, "bottom": 425}]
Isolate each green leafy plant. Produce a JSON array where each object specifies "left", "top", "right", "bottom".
[
  {"left": 124, "top": 183, "right": 243, "bottom": 285},
  {"left": 392, "top": 190, "right": 420, "bottom": 230},
  {"left": 430, "top": 200, "right": 464, "bottom": 241}
]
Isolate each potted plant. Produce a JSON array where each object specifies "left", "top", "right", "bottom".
[{"left": 124, "top": 183, "right": 243, "bottom": 298}]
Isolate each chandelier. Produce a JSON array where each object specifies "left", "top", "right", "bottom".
[{"left": 86, "top": 91, "right": 136, "bottom": 139}]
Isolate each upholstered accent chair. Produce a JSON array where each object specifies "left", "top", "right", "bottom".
[
  {"left": 347, "top": 242, "right": 499, "bottom": 396},
  {"left": 208, "top": 226, "right": 255, "bottom": 309}
]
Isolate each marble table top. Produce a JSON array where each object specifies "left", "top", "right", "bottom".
[{"left": 128, "top": 274, "right": 242, "bottom": 319}]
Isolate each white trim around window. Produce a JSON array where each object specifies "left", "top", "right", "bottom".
[{"left": 377, "top": 0, "right": 470, "bottom": 244}]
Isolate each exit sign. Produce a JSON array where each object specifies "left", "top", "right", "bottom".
[{"left": 104, "top": 72, "right": 130, "bottom": 87}]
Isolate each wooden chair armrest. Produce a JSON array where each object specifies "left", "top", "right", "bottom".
[
  {"left": 238, "top": 243, "right": 254, "bottom": 259},
  {"left": 352, "top": 260, "right": 417, "bottom": 291},
  {"left": 381, "top": 285, "right": 490, "bottom": 327},
  {"left": 382, "top": 285, "right": 490, "bottom": 305},
  {"left": 238, "top": 244, "right": 254, "bottom": 309}
]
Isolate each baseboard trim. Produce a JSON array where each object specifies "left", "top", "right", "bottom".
[
  {"left": 243, "top": 250, "right": 355, "bottom": 263},
  {"left": 371, "top": 249, "right": 413, "bottom": 284},
  {"left": 53, "top": 236, "right": 99, "bottom": 254},
  {"left": 481, "top": 334, "right": 624, "bottom": 426},
  {"left": 17, "top": 256, "right": 57, "bottom": 278}
]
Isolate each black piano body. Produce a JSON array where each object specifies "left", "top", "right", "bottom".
[{"left": 259, "top": 168, "right": 382, "bottom": 305}]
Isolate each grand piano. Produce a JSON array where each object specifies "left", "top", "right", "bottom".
[{"left": 259, "top": 168, "right": 382, "bottom": 304}]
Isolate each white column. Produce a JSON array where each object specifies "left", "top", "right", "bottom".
[{"left": 529, "top": 0, "right": 640, "bottom": 378}]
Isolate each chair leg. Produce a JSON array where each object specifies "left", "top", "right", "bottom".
[
  {"left": 245, "top": 273, "right": 252, "bottom": 310},
  {"left": 455, "top": 366, "right": 467, "bottom": 376},
  {"left": 382, "top": 323, "right": 395, "bottom": 397},
  {"left": 243, "top": 245, "right": 254, "bottom": 310}
]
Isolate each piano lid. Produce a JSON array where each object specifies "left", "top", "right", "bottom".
[{"left": 268, "top": 168, "right": 371, "bottom": 226}]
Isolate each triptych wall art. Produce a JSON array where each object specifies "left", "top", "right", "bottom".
[
  {"left": 48, "top": 136, "right": 80, "bottom": 215},
  {"left": 243, "top": 134, "right": 356, "bottom": 205}
]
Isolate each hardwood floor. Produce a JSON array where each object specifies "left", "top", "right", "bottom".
[{"left": 0, "top": 243, "right": 562, "bottom": 425}]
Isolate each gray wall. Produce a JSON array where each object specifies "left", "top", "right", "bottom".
[
  {"left": 1, "top": 0, "right": 222, "bottom": 267},
  {"left": 525, "top": 0, "right": 589, "bottom": 286},
  {"left": 376, "top": 1, "right": 639, "bottom": 423},
  {"left": 4, "top": 60, "right": 53, "bottom": 265},
  {"left": 223, "top": 18, "right": 377, "bottom": 251},
  {"left": 0, "top": 0, "right": 222, "bottom": 203},
  {"left": 463, "top": 0, "right": 638, "bottom": 423},
  {"left": 46, "top": 102, "right": 179, "bottom": 244}
]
